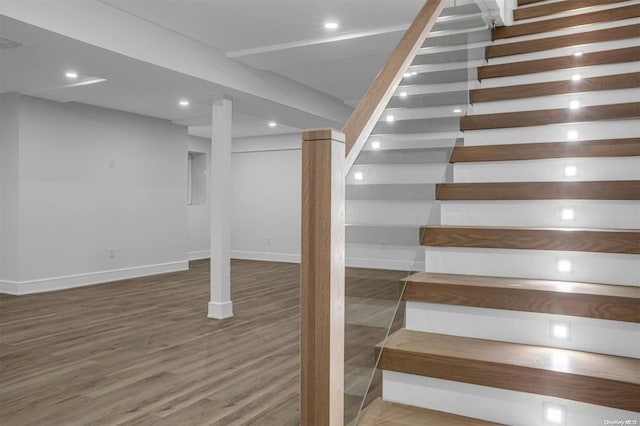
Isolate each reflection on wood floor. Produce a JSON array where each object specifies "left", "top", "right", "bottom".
[{"left": 0, "top": 259, "right": 407, "bottom": 425}]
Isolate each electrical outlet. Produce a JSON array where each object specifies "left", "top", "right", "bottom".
[{"left": 109, "top": 248, "right": 115, "bottom": 258}]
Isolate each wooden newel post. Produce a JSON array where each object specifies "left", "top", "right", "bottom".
[{"left": 301, "top": 129, "right": 345, "bottom": 426}]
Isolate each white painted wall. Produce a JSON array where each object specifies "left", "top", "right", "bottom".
[
  {"left": 2, "top": 94, "right": 189, "bottom": 294},
  {"left": 0, "top": 93, "right": 21, "bottom": 283},
  {"left": 187, "top": 136, "right": 211, "bottom": 260},
  {"left": 231, "top": 133, "right": 302, "bottom": 263}
]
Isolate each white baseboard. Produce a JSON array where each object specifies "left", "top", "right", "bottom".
[
  {"left": 188, "top": 250, "right": 210, "bottom": 261},
  {"left": 0, "top": 280, "right": 19, "bottom": 295},
  {"left": 231, "top": 250, "right": 301, "bottom": 264},
  {"left": 0, "top": 261, "right": 189, "bottom": 295},
  {"left": 208, "top": 300, "right": 234, "bottom": 319}
]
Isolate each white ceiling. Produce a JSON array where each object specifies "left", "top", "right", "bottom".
[{"left": 0, "top": 0, "right": 425, "bottom": 138}]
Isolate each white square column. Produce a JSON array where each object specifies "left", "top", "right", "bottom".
[{"left": 208, "top": 95, "right": 233, "bottom": 319}]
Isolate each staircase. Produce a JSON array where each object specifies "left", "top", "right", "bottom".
[{"left": 355, "top": 0, "right": 640, "bottom": 424}]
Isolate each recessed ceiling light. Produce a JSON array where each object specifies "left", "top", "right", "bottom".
[
  {"left": 65, "top": 71, "right": 78, "bottom": 79},
  {"left": 399, "top": 91, "right": 408, "bottom": 98},
  {"left": 179, "top": 99, "right": 190, "bottom": 107},
  {"left": 569, "top": 100, "right": 580, "bottom": 110},
  {"left": 386, "top": 115, "right": 395, "bottom": 123},
  {"left": 354, "top": 171, "right": 364, "bottom": 181},
  {"left": 453, "top": 108, "right": 462, "bottom": 113},
  {"left": 371, "top": 141, "right": 381, "bottom": 149},
  {"left": 403, "top": 73, "right": 412, "bottom": 78},
  {"left": 567, "top": 130, "right": 578, "bottom": 140},
  {"left": 268, "top": 121, "right": 277, "bottom": 127},
  {"left": 574, "top": 51, "right": 583, "bottom": 57},
  {"left": 571, "top": 73, "right": 582, "bottom": 81},
  {"left": 411, "top": 71, "right": 418, "bottom": 76},
  {"left": 324, "top": 22, "right": 339, "bottom": 30}
]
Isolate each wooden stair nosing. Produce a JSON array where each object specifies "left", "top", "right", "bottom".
[
  {"left": 485, "top": 24, "right": 640, "bottom": 59},
  {"left": 404, "top": 272, "right": 640, "bottom": 323},
  {"left": 517, "top": 0, "right": 547, "bottom": 6},
  {"left": 493, "top": 4, "right": 640, "bottom": 40},
  {"left": 379, "top": 329, "right": 640, "bottom": 412},
  {"left": 460, "top": 102, "right": 640, "bottom": 131},
  {"left": 449, "top": 138, "right": 640, "bottom": 163},
  {"left": 469, "top": 73, "right": 640, "bottom": 103},
  {"left": 514, "top": 0, "right": 630, "bottom": 21},
  {"left": 478, "top": 46, "right": 640, "bottom": 80},
  {"left": 357, "top": 397, "right": 501, "bottom": 425},
  {"left": 436, "top": 181, "right": 640, "bottom": 200},
  {"left": 419, "top": 226, "right": 640, "bottom": 254}
]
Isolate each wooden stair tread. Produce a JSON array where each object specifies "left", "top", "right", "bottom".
[
  {"left": 486, "top": 24, "right": 640, "bottom": 58},
  {"left": 460, "top": 102, "right": 640, "bottom": 130},
  {"left": 514, "top": 0, "right": 630, "bottom": 21},
  {"left": 470, "top": 73, "right": 640, "bottom": 103},
  {"left": 450, "top": 138, "right": 640, "bottom": 162},
  {"left": 357, "top": 397, "right": 501, "bottom": 425},
  {"left": 436, "top": 181, "right": 640, "bottom": 200},
  {"left": 518, "top": 0, "right": 547, "bottom": 6},
  {"left": 379, "top": 329, "right": 640, "bottom": 411},
  {"left": 479, "top": 46, "right": 640, "bottom": 80},
  {"left": 404, "top": 272, "right": 640, "bottom": 322},
  {"left": 419, "top": 225, "right": 640, "bottom": 254},
  {"left": 494, "top": 4, "right": 640, "bottom": 40}
]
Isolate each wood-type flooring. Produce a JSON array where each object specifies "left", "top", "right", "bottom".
[{"left": 0, "top": 259, "right": 406, "bottom": 425}]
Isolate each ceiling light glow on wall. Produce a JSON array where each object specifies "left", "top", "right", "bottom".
[
  {"left": 371, "top": 141, "right": 381, "bottom": 149},
  {"left": 564, "top": 165, "right": 577, "bottom": 177},
  {"left": 556, "top": 259, "right": 573, "bottom": 273},
  {"left": 569, "top": 100, "right": 580, "bottom": 110},
  {"left": 268, "top": 121, "right": 277, "bottom": 127},
  {"left": 386, "top": 115, "right": 395, "bottom": 123},
  {"left": 560, "top": 207, "right": 575, "bottom": 221},
  {"left": 354, "top": 171, "right": 364, "bottom": 181},
  {"left": 544, "top": 403, "right": 566, "bottom": 425},
  {"left": 179, "top": 99, "right": 190, "bottom": 107},
  {"left": 65, "top": 71, "right": 78, "bottom": 79},
  {"left": 324, "top": 22, "right": 339, "bottom": 29},
  {"left": 567, "top": 130, "right": 578, "bottom": 140},
  {"left": 571, "top": 73, "right": 582, "bottom": 81}
]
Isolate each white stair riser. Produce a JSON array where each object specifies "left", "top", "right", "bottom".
[
  {"left": 478, "top": 61, "right": 639, "bottom": 90},
  {"left": 453, "top": 157, "right": 640, "bottom": 182},
  {"left": 403, "top": 61, "right": 639, "bottom": 97},
  {"left": 470, "top": 88, "right": 639, "bottom": 115},
  {"left": 365, "top": 133, "right": 461, "bottom": 151},
  {"left": 348, "top": 163, "right": 450, "bottom": 185},
  {"left": 441, "top": 200, "right": 640, "bottom": 229},
  {"left": 424, "top": 247, "right": 640, "bottom": 286},
  {"left": 406, "top": 301, "right": 640, "bottom": 357},
  {"left": 347, "top": 200, "right": 439, "bottom": 226},
  {"left": 382, "top": 371, "right": 640, "bottom": 426},
  {"left": 347, "top": 243, "right": 424, "bottom": 271},
  {"left": 514, "top": 1, "right": 640, "bottom": 25},
  {"left": 463, "top": 119, "right": 640, "bottom": 146},
  {"left": 489, "top": 16, "right": 640, "bottom": 50}
]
